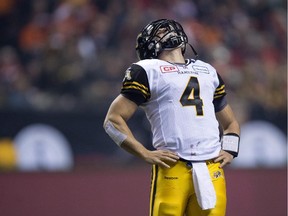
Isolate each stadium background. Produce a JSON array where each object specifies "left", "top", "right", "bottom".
[{"left": 0, "top": 0, "right": 286, "bottom": 215}]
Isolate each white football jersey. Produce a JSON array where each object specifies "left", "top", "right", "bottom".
[{"left": 121, "top": 59, "right": 227, "bottom": 161}]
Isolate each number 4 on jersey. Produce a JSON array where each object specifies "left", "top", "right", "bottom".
[{"left": 180, "top": 76, "right": 204, "bottom": 116}]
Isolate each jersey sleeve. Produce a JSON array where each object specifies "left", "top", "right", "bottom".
[
  {"left": 213, "top": 73, "right": 227, "bottom": 112},
  {"left": 121, "top": 64, "right": 151, "bottom": 106}
]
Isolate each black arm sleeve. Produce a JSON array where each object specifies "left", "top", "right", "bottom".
[{"left": 121, "top": 64, "right": 151, "bottom": 106}]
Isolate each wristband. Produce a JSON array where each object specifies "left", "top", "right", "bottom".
[
  {"left": 222, "top": 133, "right": 240, "bottom": 158},
  {"left": 104, "top": 120, "right": 127, "bottom": 146}
]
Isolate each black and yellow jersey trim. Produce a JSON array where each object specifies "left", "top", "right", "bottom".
[
  {"left": 213, "top": 74, "right": 227, "bottom": 112},
  {"left": 122, "top": 81, "right": 150, "bottom": 99},
  {"left": 214, "top": 84, "right": 226, "bottom": 99},
  {"left": 121, "top": 64, "right": 151, "bottom": 106}
]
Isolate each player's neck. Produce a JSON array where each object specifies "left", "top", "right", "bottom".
[{"left": 159, "top": 48, "right": 185, "bottom": 64}]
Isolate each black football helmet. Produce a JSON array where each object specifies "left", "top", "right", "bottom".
[{"left": 136, "top": 19, "right": 196, "bottom": 60}]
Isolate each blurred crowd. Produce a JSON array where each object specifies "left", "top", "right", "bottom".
[{"left": 0, "top": 0, "right": 286, "bottom": 131}]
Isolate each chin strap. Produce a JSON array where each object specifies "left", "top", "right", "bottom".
[{"left": 188, "top": 43, "right": 198, "bottom": 59}]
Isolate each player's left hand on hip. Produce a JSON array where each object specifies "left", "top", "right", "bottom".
[{"left": 214, "top": 150, "right": 234, "bottom": 168}]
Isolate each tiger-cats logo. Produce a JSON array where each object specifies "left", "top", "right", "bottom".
[{"left": 124, "top": 68, "right": 132, "bottom": 81}]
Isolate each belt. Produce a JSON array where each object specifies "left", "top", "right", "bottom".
[{"left": 179, "top": 158, "right": 214, "bottom": 166}]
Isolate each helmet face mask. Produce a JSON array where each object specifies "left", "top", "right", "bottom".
[{"left": 136, "top": 19, "right": 188, "bottom": 60}]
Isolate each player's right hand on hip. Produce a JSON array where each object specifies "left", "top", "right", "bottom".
[{"left": 143, "top": 150, "right": 179, "bottom": 168}]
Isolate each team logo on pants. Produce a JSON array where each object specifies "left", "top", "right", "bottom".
[{"left": 213, "top": 170, "right": 222, "bottom": 179}]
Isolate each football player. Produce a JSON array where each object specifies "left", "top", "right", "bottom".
[{"left": 104, "top": 19, "right": 240, "bottom": 216}]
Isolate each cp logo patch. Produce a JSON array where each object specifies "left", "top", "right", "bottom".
[{"left": 160, "top": 65, "right": 179, "bottom": 73}]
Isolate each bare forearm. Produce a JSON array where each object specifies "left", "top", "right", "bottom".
[
  {"left": 121, "top": 136, "right": 149, "bottom": 160},
  {"left": 215, "top": 104, "right": 240, "bottom": 162},
  {"left": 111, "top": 120, "right": 147, "bottom": 157},
  {"left": 217, "top": 104, "right": 240, "bottom": 135},
  {"left": 223, "top": 119, "right": 240, "bottom": 135}
]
